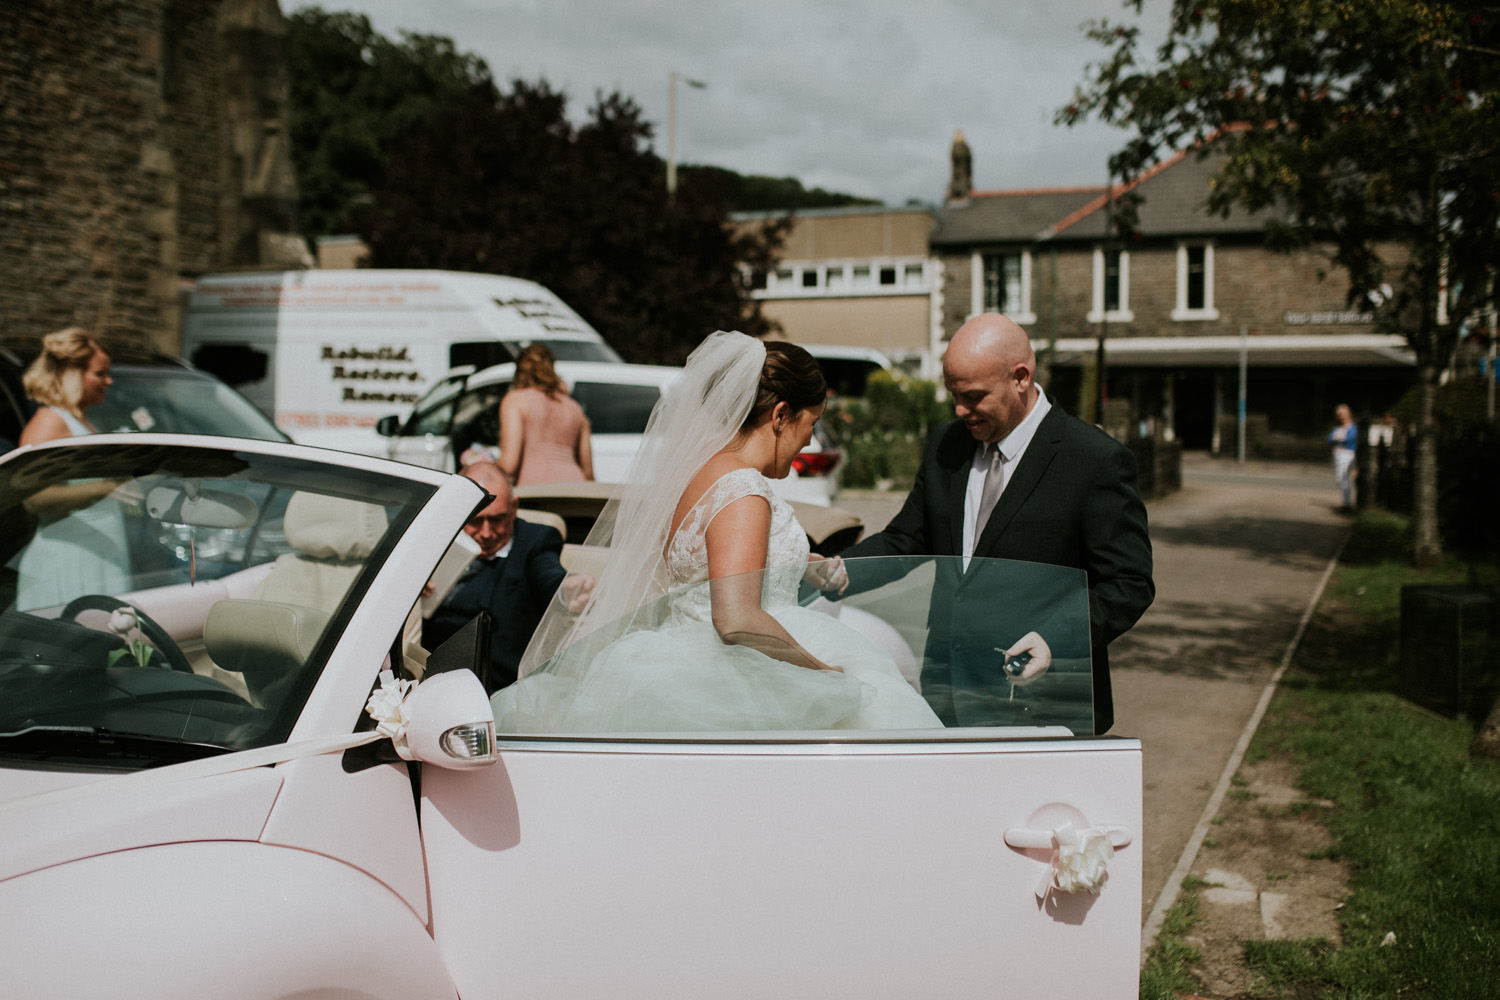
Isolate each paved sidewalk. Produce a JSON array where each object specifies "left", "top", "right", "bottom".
[{"left": 1110, "top": 454, "right": 1349, "bottom": 938}]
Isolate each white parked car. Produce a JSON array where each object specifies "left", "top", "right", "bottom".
[
  {"left": 0, "top": 434, "right": 1141, "bottom": 999},
  {"left": 376, "top": 360, "right": 844, "bottom": 504}
]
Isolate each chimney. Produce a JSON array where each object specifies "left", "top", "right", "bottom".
[{"left": 947, "top": 130, "right": 972, "bottom": 203}]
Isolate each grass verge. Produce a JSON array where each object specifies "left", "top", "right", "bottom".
[{"left": 1140, "top": 512, "right": 1500, "bottom": 998}]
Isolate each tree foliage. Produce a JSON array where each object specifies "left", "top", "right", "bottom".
[
  {"left": 286, "top": 7, "right": 492, "bottom": 238},
  {"left": 357, "top": 81, "right": 787, "bottom": 365},
  {"left": 681, "top": 166, "right": 882, "bottom": 212},
  {"left": 1063, "top": 0, "right": 1500, "bottom": 563}
]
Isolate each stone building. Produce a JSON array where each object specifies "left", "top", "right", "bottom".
[
  {"left": 0, "top": 0, "right": 308, "bottom": 355},
  {"left": 932, "top": 132, "right": 1414, "bottom": 452}
]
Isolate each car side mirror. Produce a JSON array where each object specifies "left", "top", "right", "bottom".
[
  {"left": 376, "top": 414, "right": 400, "bottom": 437},
  {"left": 402, "top": 669, "right": 498, "bottom": 769}
]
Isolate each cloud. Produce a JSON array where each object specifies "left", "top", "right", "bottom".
[{"left": 300, "top": 0, "right": 1165, "bottom": 204}]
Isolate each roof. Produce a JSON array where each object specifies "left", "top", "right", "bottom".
[
  {"left": 930, "top": 186, "right": 1104, "bottom": 246},
  {"left": 932, "top": 137, "right": 1284, "bottom": 248}
]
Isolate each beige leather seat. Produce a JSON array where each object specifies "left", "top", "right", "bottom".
[
  {"left": 253, "top": 492, "right": 388, "bottom": 614},
  {"left": 205, "top": 492, "right": 387, "bottom": 705}
]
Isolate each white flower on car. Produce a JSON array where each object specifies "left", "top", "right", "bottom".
[
  {"left": 1037, "top": 821, "right": 1115, "bottom": 898},
  {"left": 108, "top": 608, "right": 138, "bottom": 636},
  {"left": 365, "top": 669, "right": 418, "bottom": 761},
  {"left": 106, "top": 607, "right": 152, "bottom": 669}
]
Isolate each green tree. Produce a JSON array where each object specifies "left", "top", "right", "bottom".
[
  {"left": 680, "top": 166, "right": 882, "bottom": 212},
  {"left": 1062, "top": 0, "right": 1500, "bottom": 564},
  {"left": 357, "top": 81, "right": 787, "bottom": 365},
  {"left": 286, "top": 7, "right": 491, "bottom": 239}
]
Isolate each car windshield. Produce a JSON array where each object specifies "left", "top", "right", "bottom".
[
  {"left": 90, "top": 367, "right": 287, "bottom": 441},
  {"left": 495, "top": 554, "right": 1094, "bottom": 737},
  {"left": 0, "top": 441, "right": 437, "bottom": 769}
]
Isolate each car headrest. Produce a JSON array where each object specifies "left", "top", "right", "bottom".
[{"left": 283, "top": 491, "right": 387, "bottom": 561}]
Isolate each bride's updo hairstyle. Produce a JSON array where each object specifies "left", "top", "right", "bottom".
[
  {"left": 23, "top": 326, "right": 103, "bottom": 409},
  {"left": 741, "top": 341, "right": 826, "bottom": 430}
]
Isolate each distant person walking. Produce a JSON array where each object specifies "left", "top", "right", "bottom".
[
  {"left": 1327, "top": 403, "right": 1358, "bottom": 511},
  {"left": 498, "top": 344, "right": 593, "bottom": 485}
]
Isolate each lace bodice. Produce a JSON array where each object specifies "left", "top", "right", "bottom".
[{"left": 663, "top": 468, "right": 808, "bottom": 624}]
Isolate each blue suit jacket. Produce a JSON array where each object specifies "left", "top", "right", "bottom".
[
  {"left": 423, "top": 518, "right": 567, "bottom": 691},
  {"left": 842, "top": 400, "right": 1154, "bottom": 733}
]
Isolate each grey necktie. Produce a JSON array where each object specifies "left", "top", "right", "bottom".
[{"left": 976, "top": 443, "right": 1005, "bottom": 536}]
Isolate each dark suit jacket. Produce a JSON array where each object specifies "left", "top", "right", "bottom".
[
  {"left": 842, "top": 399, "right": 1154, "bottom": 733},
  {"left": 423, "top": 518, "right": 567, "bottom": 692}
]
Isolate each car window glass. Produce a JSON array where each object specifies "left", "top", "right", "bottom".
[
  {"left": 409, "top": 375, "right": 469, "bottom": 436},
  {"left": 571, "top": 382, "right": 661, "bottom": 435},
  {"left": 0, "top": 443, "right": 437, "bottom": 766},
  {"left": 451, "top": 384, "right": 507, "bottom": 454},
  {"left": 90, "top": 369, "right": 284, "bottom": 440},
  {"left": 496, "top": 555, "right": 1093, "bottom": 737}
]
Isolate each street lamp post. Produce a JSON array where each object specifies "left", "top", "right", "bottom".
[{"left": 667, "top": 71, "right": 706, "bottom": 197}]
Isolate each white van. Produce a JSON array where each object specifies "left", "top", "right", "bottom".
[{"left": 180, "top": 269, "right": 622, "bottom": 453}]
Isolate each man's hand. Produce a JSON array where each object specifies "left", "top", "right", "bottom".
[
  {"left": 561, "top": 573, "right": 595, "bottom": 613},
  {"left": 803, "top": 554, "right": 848, "bottom": 594},
  {"left": 997, "top": 631, "right": 1052, "bottom": 685}
]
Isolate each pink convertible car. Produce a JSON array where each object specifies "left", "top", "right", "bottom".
[{"left": 0, "top": 435, "right": 1141, "bottom": 999}]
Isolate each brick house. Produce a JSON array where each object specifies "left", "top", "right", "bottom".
[{"left": 932, "top": 133, "right": 1414, "bottom": 452}]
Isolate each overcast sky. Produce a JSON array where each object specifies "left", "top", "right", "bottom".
[{"left": 296, "top": 0, "right": 1170, "bottom": 206}]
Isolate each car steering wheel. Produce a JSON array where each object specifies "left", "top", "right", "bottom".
[{"left": 60, "top": 595, "right": 195, "bottom": 674}]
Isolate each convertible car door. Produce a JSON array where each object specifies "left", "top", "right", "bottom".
[{"left": 421, "top": 733, "right": 1140, "bottom": 998}]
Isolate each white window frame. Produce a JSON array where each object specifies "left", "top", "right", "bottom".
[
  {"left": 1088, "top": 246, "right": 1133, "bottom": 323},
  {"left": 1171, "top": 241, "right": 1219, "bottom": 321},
  {"left": 753, "top": 257, "right": 931, "bottom": 299},
  {"left": 968, "top": 250, "right": 1037, "bottom": 325}
]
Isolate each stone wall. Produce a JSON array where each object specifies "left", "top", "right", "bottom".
[{"left": 0, "top": 0, "right": 305, "bottom": 355}]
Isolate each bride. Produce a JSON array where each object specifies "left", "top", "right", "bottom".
[{"left": 492, "top": 331, "right": 941, "bottom": 732}]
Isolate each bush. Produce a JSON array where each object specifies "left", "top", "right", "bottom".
[{"left": 827, "top": 371, "right": 949, "bottom": 490}]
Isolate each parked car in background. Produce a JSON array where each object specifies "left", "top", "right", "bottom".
[
  {"left": 0, "top": 346, "right": 287, "bottom": 451},
  {"left": 377, "top": 360, "right": 844, "bottom": 504},
  {"left": 801, "top": 343, "right": 895, "bottom": 397},
  {"left": 0, "top": 433, "right": 1141, "bottom": 1000}
]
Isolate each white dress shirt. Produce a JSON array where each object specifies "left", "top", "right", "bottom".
[{"left": 962, "top": 391, "right": 1051, "bottom": 566}]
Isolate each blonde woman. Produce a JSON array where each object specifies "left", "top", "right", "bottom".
[
  {"left": 15, "top": 327, "right": 131, "bottom": 608},
  {"left": 20, "top": 327, "right": 114, "bottom": 445},
  {"left": 498, "top": 344, "right": 593, "bottom": 485}
]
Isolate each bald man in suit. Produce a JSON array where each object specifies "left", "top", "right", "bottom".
[{"left": 840, "top": 313, "right": 1153, "bottom": 733}]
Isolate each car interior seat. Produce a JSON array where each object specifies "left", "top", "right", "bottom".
[{"left": 252, "top": 491, "right": 387, "bottom": 613}]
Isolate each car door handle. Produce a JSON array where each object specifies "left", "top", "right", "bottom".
[{"left": 1004, "top": 824, "right": 1133, "bottom": 850}]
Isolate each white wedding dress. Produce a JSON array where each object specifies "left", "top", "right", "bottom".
[{"left": 493, "top": 468, "right": 941, "bottom": 732}]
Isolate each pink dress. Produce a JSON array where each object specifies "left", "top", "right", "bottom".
[{"left": 510, "top": 388, "right": 588, "bottom": 486}]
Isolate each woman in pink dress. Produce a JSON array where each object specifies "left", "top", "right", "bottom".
[{"left": 498, "top": 344, "right": 594, "bottom": 485}]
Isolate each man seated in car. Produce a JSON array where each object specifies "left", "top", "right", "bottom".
[{"left": 423, "top": 462, "right": 578, "bottom": 692}]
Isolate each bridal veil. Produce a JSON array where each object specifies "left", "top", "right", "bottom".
[{"left": 516, "top": 331, "right": 767, "bottom": 677}]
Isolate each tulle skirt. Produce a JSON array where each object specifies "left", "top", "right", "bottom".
[{"left": 493, "top": 605, "right": 942, "bottom": 733}]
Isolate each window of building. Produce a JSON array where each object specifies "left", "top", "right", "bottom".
[
  {"left": 1172, "top": 242, "right": 1218, "bottom": 320},
  {"left": 968, "top": 251, "right": 1036, "bottom": 324},
  {"left": 751, "top": 258, "right": 930, "bottom": 299},
  {"left": 1088, "top": 247, "right": 1133, "bottom": 323}
]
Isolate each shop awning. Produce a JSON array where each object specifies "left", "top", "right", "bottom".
[{"left": 1042, "top": 334, "right": 1415, "bottom": 369}]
